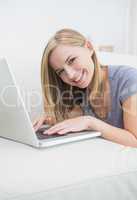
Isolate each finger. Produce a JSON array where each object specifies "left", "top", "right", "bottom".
[
  {"left": 34, "top": 116, "right": 54, "bottom": 131},
  {"left": 34, "top": 116, "right": 58, "bottom": 129},
  {"left": 33, "top": 115, "right": 45, "bottom": 127},
  {"left": 34, "top": 118, "right": 45, "bottom": 131},
  {"left": 33, "top": 118, "right": 39, "bottom": 126},
  {"left": 43, "top": 128, "right": 63, "bottom": 135},
  {"left": 43, "top": 125, "right": 67, "bottom": 135},
  {"left": 33, "top": 121, "right": 37, "bottom": 126},
  {"left": 45, "top": 125, "right": 67, "bottom": 135},
  {"left": 57, "top": 129, "right": 70, "bottom": 135}
]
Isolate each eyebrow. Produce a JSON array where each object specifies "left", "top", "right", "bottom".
[{"left": 65, "top": 55, "right": 72, "bottom": 64}]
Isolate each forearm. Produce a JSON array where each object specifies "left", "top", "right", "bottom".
[{"left": 87, "top": 116, "right": 137, "bottom": 147}]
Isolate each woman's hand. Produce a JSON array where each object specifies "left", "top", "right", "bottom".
[
  {"left": 43, "top": 116, "right": 93, "bottom": 135},
  {"left": 33, "top": 115, "right": 55, "bottom": 132}
]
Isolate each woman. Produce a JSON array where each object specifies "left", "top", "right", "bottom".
[{"left": 33, "top": 28, "right": 137, "bottom": 147}]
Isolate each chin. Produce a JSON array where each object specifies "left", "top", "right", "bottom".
[
  {"left": 79, "top": 85, "right": 87, "bottom": 89},
  {"left": 78, "top": 81, "right": 90, "bottom": 88}
]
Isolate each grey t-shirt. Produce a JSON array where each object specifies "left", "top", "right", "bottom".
[{"left": 81, "top": 65, "right": 137, "bottom": 128}]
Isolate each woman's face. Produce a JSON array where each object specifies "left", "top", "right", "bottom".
[{"left": 49, "top": 43, "right": 94, "bottom": 88}]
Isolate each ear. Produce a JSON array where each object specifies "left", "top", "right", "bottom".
[
  {"left": 84, "top": 40, "right": 93, "bottom": 50},
  {"left": 84, "top": 40, "right": 94, "bottom": 56}
]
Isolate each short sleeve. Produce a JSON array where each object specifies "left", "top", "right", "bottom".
[{"left": 119, "top": 66, "right": 137, "bottom": 104}]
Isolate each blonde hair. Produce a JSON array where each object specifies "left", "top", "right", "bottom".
[{"left": 41, "top": 28, "right": 110, "bottom": 124}]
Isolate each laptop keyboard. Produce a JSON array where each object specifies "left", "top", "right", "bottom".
[{"left": 35, "top": 125, "right": 64, "bottom": 140}]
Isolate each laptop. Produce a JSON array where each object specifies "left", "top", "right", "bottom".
[{"left": 0, "top": 58, "right": 101, "bottom": 148}]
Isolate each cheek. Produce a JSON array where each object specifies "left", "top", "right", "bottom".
[
  {"left": 75, "top": 57, "right": 93, "bottom": 69},
  {"left": 61, "top": 76, "right": 70, "bottom": 84},
  {"left": 72, "top": 62, "right": 82, "bottom": 69}
]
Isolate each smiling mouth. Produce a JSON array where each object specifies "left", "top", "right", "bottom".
[{"left": 73, "top": 70, "right": 85, "bottom": 84}]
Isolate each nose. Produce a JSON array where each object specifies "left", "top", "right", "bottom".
[{"left": 64, "top": 65, "right": 78, "bottom": 80}]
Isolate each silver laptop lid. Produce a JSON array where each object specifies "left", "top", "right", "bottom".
[{"left": 0, "top": 58, "right": 39, "bottom": 147}]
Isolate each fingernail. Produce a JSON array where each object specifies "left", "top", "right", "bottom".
[{"left": 44, "top": 131, "right": 48, "bottom": 134}]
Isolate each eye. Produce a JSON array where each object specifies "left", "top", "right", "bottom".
[{"left": 68, "top": 57, "right": 77, "bottom": 65}]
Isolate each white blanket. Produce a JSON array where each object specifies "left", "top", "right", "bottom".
[{"left": 0, "top": 137, "right": 137, "bottom": 200}]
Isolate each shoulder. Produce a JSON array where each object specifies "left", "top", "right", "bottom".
[
  {"left": 108, "top": 65, "right": 137, "bottom": 81},
  {"left": 108, "top": 65, "right": 137, "bottom": 104}
]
